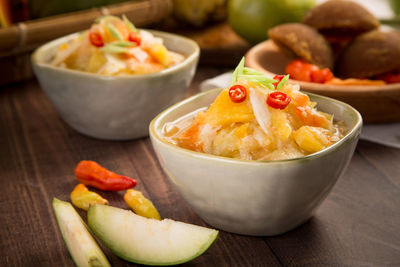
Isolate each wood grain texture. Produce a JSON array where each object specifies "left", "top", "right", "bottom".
[{"left": 0, "top": 68, "right": 399, "bottom": 267}]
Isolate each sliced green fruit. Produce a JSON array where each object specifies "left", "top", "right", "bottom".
[
  {"left": 52, "top": 198, "right": 110, "bottom": 267},
  {"left": 88, "top": 204, "right": 218, "bottom": 266}
]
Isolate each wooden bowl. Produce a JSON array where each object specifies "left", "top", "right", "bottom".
[{"left": 245, "top": 40, "right": 400, "bottom": 123}]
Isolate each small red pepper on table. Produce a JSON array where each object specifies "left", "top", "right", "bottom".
[
  {"left": 70, "top": 184, "right": 108, "bottom": 211},
  {"left": 74, "top": 160, "right": 137, "bottom": 191}
]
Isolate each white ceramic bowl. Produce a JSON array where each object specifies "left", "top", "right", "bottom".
[
  {"left": 32, "top": 30, "right": 199, "bottom": 140},
  {"left": 150, "top": 88, "right": 362, "bottom": 236}
]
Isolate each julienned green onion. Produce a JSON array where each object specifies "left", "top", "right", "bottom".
[
  {"left": 231, "top": 57, "right": 289, "bottom": 90},
  {"left": 107, "top": 23, "right": 123, "bottom": 40},
  {"left": 95, "top": 15, "right": 119, "bottom": 23},
  {"left": 111, "top": 41, "right": 134, "bottom": 47},
  {"left": 238, "top": 74, "right": 276, "bottom": 83},
  {"left": 122, "top": 14, "right": 138, "bottom": 33},
  {"left": 231, "top": 57, "right": 245, "bottom": 85},
  {"left": 100, "top": 44, "right": 129, "bottom": 54},
  {"left": 276, "top": 74, "right": 290, "bottom": 90}
]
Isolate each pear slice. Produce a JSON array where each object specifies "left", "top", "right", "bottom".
[
  {"left": 87, "top": 204, "right": 218, "bottom": 266},
  {"left": 52, "top": 198, "right": 110, "bottom": 267}
]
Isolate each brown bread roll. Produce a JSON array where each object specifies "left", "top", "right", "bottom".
[
  {"left": 336, "top": 30, "right": 400, "bottom": 78},
  {"left": 302, "top": 0, "right": 380, "bottom": 40},
  {"left": 268, "top": 23, "right": 333, "bottom": 69}
]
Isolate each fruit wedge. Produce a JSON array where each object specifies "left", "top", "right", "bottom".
[
  {"left": 52, "top": 198, "right": 110, "bottom": 267},
  {"left": 88, "top": 204, "right": 218, "bottom": 266}
]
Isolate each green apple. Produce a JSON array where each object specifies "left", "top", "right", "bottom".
[
  {"left": 228, "top": 0, "right": 316, "bottom": 44},
  {"left": 390, "top": 0, "right": 400, "bottom": 15},
  {"left": 52, "top": 198, "right": 110, "bottom": 267},
  {"left": 87, "top": 204, "right": 219, "bottom": 266}
]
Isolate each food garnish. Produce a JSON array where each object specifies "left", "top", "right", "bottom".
[
  {"left": 89, "top": 31, "right": 104, "bottom": 47},
  {"left": 88, "top": 204, "right": 219, "bottom": 266},
  {"left": 164, "top": 57, "right": 345, "bottom": 161},
  {"left": 70, "top": 183, "right": 108, "bottom": 211},
  {"left": 267, "top": 91, "right": 291, "bottom": 110},
  {"left": 229, "top": 84, "right": 247, "bottom": 103},
  {"left": 74, "top": 160, "right": 137, "bottom": 191},
  {"left": 51, "top": 15, "right": 184, "bottom": 75},
  {"left": 124, "top": 189, "right": 161, "bottom": 220}
]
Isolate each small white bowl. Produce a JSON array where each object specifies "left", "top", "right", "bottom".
[
  {"left": 32, "top": 30, "right": 199, "bottom": 140},
  {"left": 150, "top": 88, "right": 362, "bottom": 236}
]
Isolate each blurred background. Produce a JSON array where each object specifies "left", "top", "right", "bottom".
[{"left": 0, "top": 0, "right": 399, "bottom": 85}]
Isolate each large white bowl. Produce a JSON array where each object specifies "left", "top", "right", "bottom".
[
  {"left": 32, "top": 30, "right": 199, "bottom": 140},
  {"left": 150, "top": 88, "right": 362, "bottom": 236}
]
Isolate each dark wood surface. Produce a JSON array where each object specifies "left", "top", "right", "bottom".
[{"left": 0, "top": 68, "right": 399, "bottom": 267}]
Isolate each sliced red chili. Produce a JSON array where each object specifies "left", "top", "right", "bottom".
[
  {"left": 128, "top": 32, "right": 142, "bottom": 45},
  {"left": 89, "top": 32, "right": 104, "bottom": 47},
  {"left": 272, "top": 75, "right": 285, "bottom": 88},
  {"left": 229, "top": 85, "right": 247, "bottom": 103},
  {"left": 267, "top": 91, "right": 291, "bottom": 110}
]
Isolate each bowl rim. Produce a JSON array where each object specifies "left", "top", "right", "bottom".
[
  {"left": 150, "top": 88, "right": 362, "bottom": 166},
  {"left": 31, "top": 29, "right": 200, "bottom": 81},
  {"left": 246, "top": 39, "right": 400, "bottom": 94}
]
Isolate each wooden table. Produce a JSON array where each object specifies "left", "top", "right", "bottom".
[{"left": 1, "top": 68, "right": 399, "bottom": 267}]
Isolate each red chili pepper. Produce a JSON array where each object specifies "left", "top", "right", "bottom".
[
  {"left": 285, "top": 59, "right": 314, "bottom": 82},
  {"left": 74, "top": 160, "right": 137, "bottom": 191},
  {"left": 285, "top": 59, "right": 333, "bottom": 84},
  {"left": 272, "top": 75, "right": 285, "bottom": 88},
  {"left": 310, "top": 68, "right": 334, "bottom": 83},
  {"left": 89, "top": 32, "right": 104, "bottom": 47},
  {"left": 128, "top": 32, "right": 141, "bottom": 46},
  {"left": 267, "top": 91, "right": 291, "bottom": 110},
  {"left": 229, "top": 85, "right": 247, "bottom": 103},
  {"left": 375, "top": 69, "right": 400, "bottom": 84}
]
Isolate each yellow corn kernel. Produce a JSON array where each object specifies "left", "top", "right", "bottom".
[
  {"left": 124, "top": 189, "right": 161, "bottom": 220},
  {"left": 293, "top": 126, "right": 330, "bottom": 153},
  {"left": 149, "top": 44, "right": 171, "bottom": 66}
]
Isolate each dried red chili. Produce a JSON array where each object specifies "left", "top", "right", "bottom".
[
  {"left": 267, "top": 91, "right": 291, "bottom": 110},
  {"left": 229, "top": 85, "right": 247, "bottom": 103},
  {"left": 74, "top": 160, "right": 137, "bottom": 191},
  {"left": 89, "top": 32, "right": 104, "bottom": 47}
]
